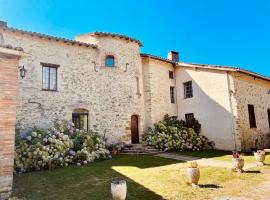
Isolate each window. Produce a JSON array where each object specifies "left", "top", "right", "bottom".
[
  {"left": 267, "top": 109, "right": 270, "bottom": 129},
  {"left": 248, "top": 104, "right": 256, "bottom": 128},
  {"left": 185, "top": 113, "right": 194, "bottom": 123},
  {"left": 72, "top": 109, "right": 89, "bottom": 131},
  {"left": 42, "top": 63, "right": 58, "bottom": 91},
  {"left": 170, "top": 86, "right": 175, "bottom": 103},
  {"left": 169, "top": 70, "right": 174, "bottom": 79},
  {"left": 183, "top": 81, "right": 193, "bottom": 98},
  {"left": 105, "top": 55, "right": 115, "bottom": 67}
]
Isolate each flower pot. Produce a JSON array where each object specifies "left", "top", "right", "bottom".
[
  {"left": 232, "top": 158, "right": 244, "bottom": 172},
  {"left": 111, "top": 180, "right": 127, "bottom": 200},
  {"left": 254, "top": 152, "right": 265, "bottom": 166},
  {"left": 186, "top": 167, "right": 200, "bottom": 186}
]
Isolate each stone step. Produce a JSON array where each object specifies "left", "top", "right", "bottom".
[{"left": 121, "top": 144, "right": 161, "bottom": 155}]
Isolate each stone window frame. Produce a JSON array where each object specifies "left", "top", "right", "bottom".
[
  {"left": 170, "top": 86, "right": 175, "bottom": 103},
  {"left": 183, "top": 81, "right": 193, "bottom": 99},
  {"left": 103, "top": 52, "right": 117, "bottom": 68},
  {"left": 72, "top": 108, "right": 89, "bottom": 131},
  {"left": 248, "top": 104, "right": 257, "bottom": 128},
  {"left": 41, "top": 62, "right": 59, "bottom": 91}
]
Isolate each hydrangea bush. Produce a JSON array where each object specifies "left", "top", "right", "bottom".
[
  {"left": 15, "top": 121, "right": 110, "bottom": 173},
  {"left": 142, "top": 115, "right": 213, "bottom": 151}
]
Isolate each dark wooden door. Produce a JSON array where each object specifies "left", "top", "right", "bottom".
[
  {"left": 131, "top": 115, "right": 139, "bottom": 144},
  {"left": 268, "top": 109, "right": 270, "bottom": 129}
]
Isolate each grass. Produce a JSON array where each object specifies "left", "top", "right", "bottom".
[
  {"left": 175, "top": 150, "right": 270, "bottom": 163},
  {"left": 12, "top": 155, "right": 267, "bottom": 200}
]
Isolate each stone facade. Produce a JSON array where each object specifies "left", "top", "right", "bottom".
[
  {"left": 142, "top": 57, "right": 177, "bottom": 127},
  {"left": 0, "top": 47, "right": 25, "bottom": 200},
  {"left": 0, "top": 22, "right": 269, "bottom": 150},
  {"left": 231, "top": 72, "right": 270, "bottom": 150}
]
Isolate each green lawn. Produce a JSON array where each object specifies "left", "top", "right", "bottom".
[
  {"left": 176, "top": 150, "right": 270, "bottom": 163},
  {"left": 13, "top": 155, "right": 267, "bottom": 200}
]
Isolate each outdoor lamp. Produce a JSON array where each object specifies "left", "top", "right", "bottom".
[{"left": 18, "top": 65, "right": 26, "bottom": 78}]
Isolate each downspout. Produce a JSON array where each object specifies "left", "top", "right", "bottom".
[{"left": 226, "top": 71, "right": 237, "bottom": 150}]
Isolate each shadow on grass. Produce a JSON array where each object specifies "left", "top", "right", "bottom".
[
  {"left": 244, "top": 170, "right": 261, "bottom": 174},
  {"left": 198, "top": 184, "right": 222, "bottom": 189},
  {"left": 12, "top": 155, "right": 181, "bottom": 200}
]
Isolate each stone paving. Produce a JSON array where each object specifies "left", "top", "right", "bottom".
[{"left": 156, "top": 153, "right": 257, "bottom": 170}]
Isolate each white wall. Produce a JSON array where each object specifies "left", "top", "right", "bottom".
[{"left": 176, "top": 66, "right": 234, "bottom": 150}]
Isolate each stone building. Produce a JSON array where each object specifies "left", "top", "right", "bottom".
[{"left": 0, "top": 21, "right": 270, "bottom": 151}]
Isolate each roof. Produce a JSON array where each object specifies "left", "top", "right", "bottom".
[
  {"left": 179, "top": 62, "right": 270, "bottom": 82},
  {"left": 140, "top": 53, "right": 175, "bottom": 64},
  {"left": 140, "top": 53, "right": 270, "bottom": 82},
  {"left": 0, "top": 24, "right": 97, "bottom": 49},
  {"left": 89, "top": 32, "right": 143, "bottom": 47}
]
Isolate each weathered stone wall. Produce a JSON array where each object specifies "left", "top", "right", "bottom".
[
  {"left": 176, "top": 67, "right": 235, "bottom": 150},
  {"left": 231, "top": 72, "right": 270, "bottom": 150},
  {"left": 0, "top": 51, "right": 19, "bottom": 200},
  {"left": 141, "top": 57, "right": 177, "bottom": 129},
  {"left": 1, "top": 28, "right": 144, "bottom": 144}
]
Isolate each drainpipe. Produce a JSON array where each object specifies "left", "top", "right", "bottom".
[
  {"left": 226, "top": 72, "right": 237, "bottom": 150},
  {"left": 174, "top": 64, "right": 179, "bottom": 118}
]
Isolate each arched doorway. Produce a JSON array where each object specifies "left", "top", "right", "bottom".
[{"left": 131, "top": 115, "right": 139, "bottom": 144}]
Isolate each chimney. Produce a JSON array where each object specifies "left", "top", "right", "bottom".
[
  {"left": 0, "top": 21, "right": 7, "bottom": 28},
  {"left": 168, "top": 51, "right": 179, "bottom": 62}
]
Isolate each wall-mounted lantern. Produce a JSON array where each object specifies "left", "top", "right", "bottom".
[{"left": 18, "top": 65, "right": 26, "bottom": 78}]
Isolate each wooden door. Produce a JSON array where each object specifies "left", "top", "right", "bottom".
[
  {"left": 131, "top": 115, "right": 139, "bottom": 144},
  {"left": 268, "top": 109, "right": 270, "bottom": 129}
]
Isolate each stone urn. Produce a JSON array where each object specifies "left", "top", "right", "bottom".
[
  {"left": 254, "top": 150, "right": 265, "bottom": 166},
  {"left": 186, "top": 161, "right": 200, "bottom": 187},
  {"left": 232, "top": 158, "right": 244, "bottom": 172},
  {"left": 111, "top": 180, "right": 127, "bottom": 200}
]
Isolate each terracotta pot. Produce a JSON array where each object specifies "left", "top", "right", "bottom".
[
  {"left": 111, "top": 180, "right": 127, "bottom": 200},
  {"left": 254, "top": 152, "right": 265, "bottom": 165},
  {"left": 186, "top": 167, "right": 200, "bottom": 185},
  {"left": 232, "top": 158, "right": 244, "bottom": 172}
]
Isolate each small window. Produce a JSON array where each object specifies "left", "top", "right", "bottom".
[
  {"left": 170, "top": 86, "right": 175, "bottom": 103},
  {"left": 72, "top": 109, "right": 89, "bottom": 131},
  {"left": 185, "top": 113, "right": 194, "bottom": 123},
  {"left": 248, "top": 104, "right": 257, "bottom": 128},
  {"left": 169, "top": 70, "right": 174, "bottom": 79},
  {"left": 42, "top": 63, "right": 58, "bottom": 91},
  {"left": 105, "top": 55, "right": 115, "bottom": 67},
  {"left": 183, "top": 81, "right": 193, "bottom": 98},
  {"left": 267, "top": 109, "right": 270, "bottom": 129}
]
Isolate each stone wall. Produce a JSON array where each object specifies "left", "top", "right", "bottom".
[
  {"left": 0, "top": 49, "right": 20, "bottom": 200},
  {"left": 141, "top": 57, "right": 177, "bottom": 129},
  {"left": 176, "top": 67, "right": 235, "bottom": 150},
  {"left": 1, "top": 28, "right": 144, "bottom": 144},
  {"left": 231, "top": 72, "right": 270, "bottom": 150}
]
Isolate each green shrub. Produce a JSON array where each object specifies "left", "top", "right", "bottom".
[
  {"left": 15, "top": 121, "right": 110, "bottom": 173},
  {"left": 142, "top": 114, "right": 212, "bottom": 151}
]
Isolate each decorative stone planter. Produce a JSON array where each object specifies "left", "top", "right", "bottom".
[
  {"left": 232, "top": 158, "right": 244, "bottom": 172},
  {"left": 187, "top": 167, "right": 200, "bottom": 187},
  {"left": 186, "top": 161, "right": 200, "bottom": 187},
  {"left": 254, "top": 152, "right": 265, "bottom": 166},
  {"left": 111, "top": 180, "right": 127, "bottom": 200}
]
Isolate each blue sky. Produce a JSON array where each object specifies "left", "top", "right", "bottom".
[{"left": 0, "top": 0, "right": 269, "bottom": 76}]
